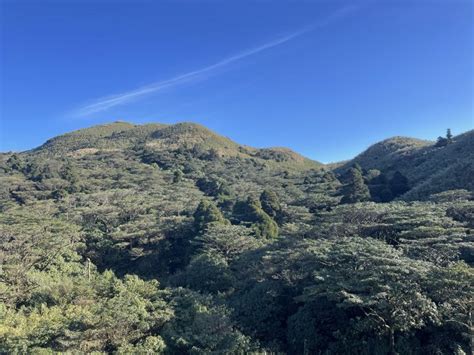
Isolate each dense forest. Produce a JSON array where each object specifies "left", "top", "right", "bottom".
[{"left": 0, "top": 121, "right": 472, "bottom": 354}]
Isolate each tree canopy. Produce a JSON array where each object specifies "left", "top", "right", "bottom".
[{"left": 0, "top": 122, "right": 472, "bottom": 353}]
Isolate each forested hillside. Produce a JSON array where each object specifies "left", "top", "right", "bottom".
[
  {"left": 338, "top": 130, "right": 474, "bottom": 200},
  {"left": 1, "top": 122, "right": 473, "bottom": 354}
]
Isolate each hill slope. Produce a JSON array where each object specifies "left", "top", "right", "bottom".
[
  {"left": 1, "top": 121, "right": 473, "bottom": 354},
  {"left": 34, "top": 121, "right": 321, "bottom": 171},
  {"left": 337, "top": 130, "right": 474, "bottom": 199}
]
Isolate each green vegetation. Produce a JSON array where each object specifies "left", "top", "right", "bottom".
[
  {"left": 1, "top": 122, "right": 473, "bottom": 354},
  {"left": 341, "top": 166, "right": 371, "bottom": 203},
  {"left": 338, "top": 129, "right": 474, "bottom": 199}
]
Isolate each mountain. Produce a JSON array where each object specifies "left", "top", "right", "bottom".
[
  {"left": 1, "top": 122, "right": 473, "bottom": 354},
  {"left": 34, "top": 121, "right": 321, "bottom": 170},
  {"left": 337, "top": 130, "right": 474, "bottom": 199},
  {"left": 337, "top": 136, "right": 432, "bottom": 172},
  {"left": 3, "top": 122, "right": 473, "bottom": 204}
]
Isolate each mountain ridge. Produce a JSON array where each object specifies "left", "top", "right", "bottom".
[
  {"left": 28, "top": 120, "right": 473, "bottom": 171},
  {"left": 30, "top": 121, "right": 322, "bottom": 170},
  {"left": 4, "top": 121, "right": 473, "bottom": 199}
]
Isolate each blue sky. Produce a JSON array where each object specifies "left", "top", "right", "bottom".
[{"left": 1, "top": 0, "right": 472, "bottom": 162}]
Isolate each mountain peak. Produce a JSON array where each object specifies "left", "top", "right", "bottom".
[{"left": 32, "top": 121, "right": 322, "bottom": 170}]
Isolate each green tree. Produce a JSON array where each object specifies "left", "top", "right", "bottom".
[
  {"left": 0, "top": 209, "right": 81, "bottom": 307},
  {"left": 427, "top": 262, "right": 473, "bottom": 353},
  {"left": 193, "top": 199, "right": 228, "bottom": 234},
  {"left": 231, "top": 280, "right": 291, "bottom": 350},
  {"left": 195, "top": 176, "right": 230, "bottom": 198},
  {"left": 435, "top": 133, "right": 449, "bottom": 147},
  {"left": 193, "top": 224, "right": 261, "bottom": 263},
  {"left": 59, "top": 161, "right": 80, "bottom": 193},
  {"left": 341, "top": 167, "right": 371, "bottom": 203},
  {"left": 6, "top": 154, "right": 24, "bottom": 172},
  {"left": 299, "top": 238, "right": 439, "bottom": 355},
  {"left": 287, "top": 299, "right": 349, "bottom": 354},
  {"left": 162, "top": 289, "right": 254, "bottom": 354},
  {"left": 260, "top": 189, "right": 282, "bottom": 222},
  {"left": 368, "top": 172, "right": 394, "bottom": 202},
  {"left": 389, "top": 171, "right": 410, "bottom": 197},
  {"left": 233, "top": 197, "right": 278, "bottom": 239},
  {"left": 181, "top": 253, "right": 235, "bottom": 293},
  {"left": 446, "top": 128, "right": 453, "bottom": 144}
]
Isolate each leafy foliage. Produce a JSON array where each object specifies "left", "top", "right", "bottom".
[
  {"left": 341, "top": 166, "right": 371, "bottom": 203},
  {"left": 0, "top": 122, "right": 472, "bottom": 353}
]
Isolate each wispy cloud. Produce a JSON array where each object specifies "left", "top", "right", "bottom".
[{"left": 72, "top": 6, "right": 356, "bottom": 117}]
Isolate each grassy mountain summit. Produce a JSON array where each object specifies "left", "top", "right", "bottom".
[
  {"left": 34, "top": 121, "right": 322, "bottom": 170},
  {"left": 1, "top": 122, "right": 473, "bottom": 354}
]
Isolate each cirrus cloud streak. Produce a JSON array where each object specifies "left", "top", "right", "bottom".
[{"left": 72, "top": 5, "right": 356, "bottom": 117}]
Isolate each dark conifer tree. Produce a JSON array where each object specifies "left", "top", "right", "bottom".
[
  {"left": 446, "top": 128, "right": 453, "bottom": 144},
  {"left": 193, "top": 199, "right": 228, "bottom": 233},
  {"left": 435, "top": 136, "right": 448, "bottom": 147},
  {"left": 341, "top": 167, "right": 371, "bottom": 204},
  {"left": 233, "top": 196, "right": 278, "bottom": 239},
  {"left": 389, "top": 171, "right": 410, "bottom": 197},
  {"left": 368, "top": 172, "right": 394, "bottom": 202},
  {"left": 260, "top": 189, "right": 282, "bottom": 222}
]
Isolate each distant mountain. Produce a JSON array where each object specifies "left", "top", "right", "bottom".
[
  {"left": 34, "top": 121, "right": 321, "bottom": 170},
  {"left": 7, "top": 122, "right": 474, "bottom": 201},
  {"left": 337, "top": 130, "right": 474, "bottom": 200},
  {"left": 337, "top": 136, "right": 432, "bottom": 172}
]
